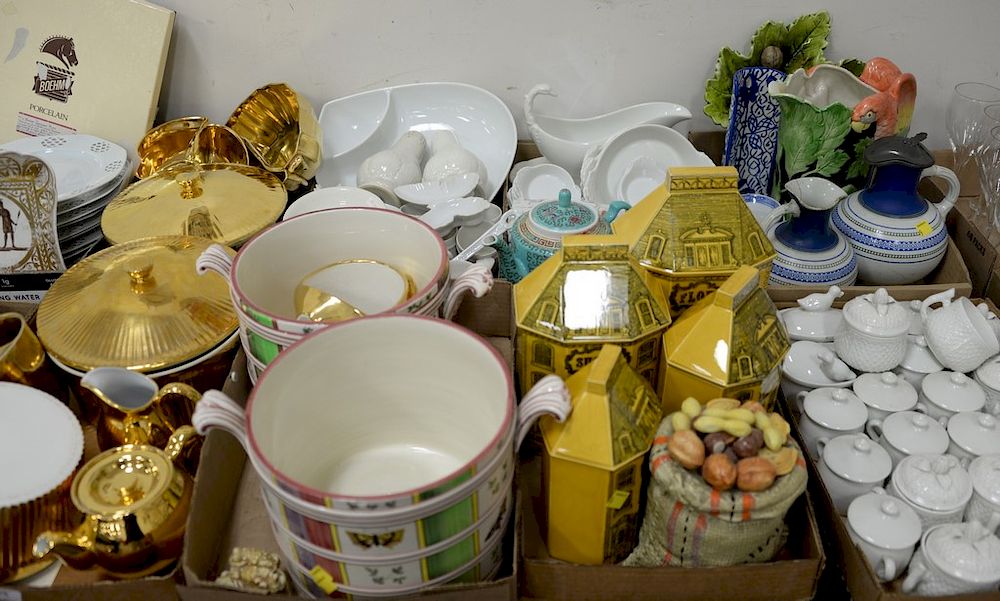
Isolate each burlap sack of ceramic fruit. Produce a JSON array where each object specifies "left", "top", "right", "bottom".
[{"left": 623, "top": 409, "right": 807, "bottom": 568}]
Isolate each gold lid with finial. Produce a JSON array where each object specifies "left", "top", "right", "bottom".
[
  {"left": 100, "top": 162, "right": 286, "bottom": 247},
  {"left": 36, "top": 236, "right": 237, "bottom": 372}
]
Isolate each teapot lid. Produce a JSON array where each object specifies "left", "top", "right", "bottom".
[
  {"left": 841, "top": 288, "right": 910, "bottom": 337},
  {"left": 71, "top": 443, "right": 181, "bottom": 519},
  {"left": 864, "top": 133, "right": 935, "bottom": 169},
  {"left": 923, "top": 522, "right": 1000, "bottom": 583},
  {"left": 969, "top": 455, "right": 1000, "bottom": 505},
  {"left": 948, "top": 412, "right": 1000, "bottom": 456},
  {"left": 892, "top": 454, "right": 973, "bottom": 511},
  {"left": 847, "top": 490, "right": 922, "bottom": 550},
  {"left": 528, "top": 189, "right": 598, "bottom": 235}
]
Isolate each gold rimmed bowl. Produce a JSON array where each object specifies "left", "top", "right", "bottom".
[{"left": 227, "top": 83, "right": 321, "bottom": 191}]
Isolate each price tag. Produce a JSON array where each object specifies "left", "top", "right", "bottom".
[
  {"left": 308, "top": 565, "right": 338, "bottom": 594},
  {"left": 606, "top": 489, "right": 630, "bottom": 509},
  {"left": 916, "top": 220, "right": 933, "bottom": 236},
  {"left": 0, "top": 588, "right": 22, "bottom": 601}
]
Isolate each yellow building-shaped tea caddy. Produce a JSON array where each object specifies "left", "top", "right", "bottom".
[
  {"left": 514, "top": 235, "right": 672, "bottom": 393},
  {"left": 659, "top": 265, "right": 789, "bottom": 414},
  {"left": 540, "top": 344, "right": 661, "bottom": 565},
  {"left": 612, "top": 166, "right": 776, "bottom": 317}
]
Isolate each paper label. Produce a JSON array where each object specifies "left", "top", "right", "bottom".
[
  {"left": 15, "top": 111, "right": 76, "bottom": 137},
  {"left": 916, "top": 220, "right": 933, "bottom": 236},
  {"left": 0, "top": 588, "right": 22, "bottom": 601},
  {"left": 308, "top": 565, "right": 337, "bottom": 594},
  {"left": 606, "top": 489, "right": 630, "bottom": 509}
]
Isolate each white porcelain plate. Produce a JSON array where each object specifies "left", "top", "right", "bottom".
[
  {"left": 55, "top": 159, "right": 131, "bottom": 217},
  {"left": 315, "top": 83, "right": 517, "bottom": 204},
  {"left": 283, "top": 186, "right": 394, "bottom": 220},
  {"left": 581, "top": 124, "right": 714, "bottom": 209},
  {"left": 394, "top": 172, "right": 479, "bottom": 206},
  {"left": 0, "top": 382, "right": 83, "bottom": 507},
  {"left": 0, "top": 135, "right": 128, "bottom": 202}
]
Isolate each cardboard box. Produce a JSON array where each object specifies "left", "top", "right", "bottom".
[
  {"left": 518, "top": 455, "right": 825, "bottom": 601},
  {"left": 181, "top": 283, "right": 520, "bottom": 601},
  {"left": 948, "top": 196, "right": 1000, "bottom": 307},
  {"left": 780, "top": 312, "right": 1000, "bottom": 601}
]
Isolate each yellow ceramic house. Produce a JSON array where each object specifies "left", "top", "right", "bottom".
[
  {"left": 659, "top": 265, "right": 790, "bottom": 414},
  {"left": 612, "top": 166, "right": 776, "bottom": 318},
  {"left": 514, "top": 235, "right": 672, "bottom": 393},
  {"left": 541, "top": 344, "right": 662, "bottom": 565}
]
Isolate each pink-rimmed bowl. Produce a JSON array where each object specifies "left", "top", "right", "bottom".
[{"left": 192, "top": 314, "right": 568, "bottom": 591}]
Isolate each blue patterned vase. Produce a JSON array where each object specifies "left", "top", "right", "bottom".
[{"left": 724, "top": 67, "right": 786, "bottom": 197}]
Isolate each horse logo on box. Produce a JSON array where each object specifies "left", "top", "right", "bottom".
[{"left": 32, "top": 36, "right": 78, "bottom": 103}]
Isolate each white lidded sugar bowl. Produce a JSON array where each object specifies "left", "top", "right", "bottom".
[
  {"left": 797, "top": 387, "right": 868, "bottom": 460},
  {"left": 834, "top": 288, "right": 910, "bottom": 372},
  {"left": 947, "top": 411, "right": 1000, "bottom": 468},
  {"left": 888, "top": 453, "right": 973, "bottom": 532},
  {"left": 919, "top": 371, "right": 985, "bottom": 421},
  {"left": 866, "top": 411, "right": 949, "bottom": 469},
  {"left": 852, "top": 371, "right": 917, "bottom": 422},
  {"left": 780, "top": 340, "right": 856, "bottom": 406},
  {"left": 817, "top": 433, "right": 893, "bottom": 515},
  {"left": 902, "top": 521, "right": 1000, "bottom": 596},
  {"left": 847, "top": 487, "right": 922, "bottom": 582},
  {"left": 778, "top": 285, "right": 844, "bottom": 342},
  {"left": 974, "top": 355, "right": 1000, "bottom": 416}
]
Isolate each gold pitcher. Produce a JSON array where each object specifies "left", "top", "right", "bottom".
[
  {"left": 80, "top": 366, "right": 201, "bottom": 460},
  {"left": 33, "top": 427, "right": 198, "bottom": 578},
  {"left": 0, "top": 312, "right": 66, "bottom": 403}
]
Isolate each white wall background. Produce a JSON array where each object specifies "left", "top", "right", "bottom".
[{"left": 153, "top": 0, "right": 1000, "bottom": 149}]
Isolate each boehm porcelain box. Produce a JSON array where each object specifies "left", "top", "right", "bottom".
[
  {"left": 612, "top": 166, "right": 776, "bottom": 317},
  {"left": 540, "top": 344, "right": 661, "bottom": 565},
  {"left": 659, "top": 265, "right": 790, "bottom": 413},
  {"left": 514, "top": 235, "right": 672, "bottom": 394}
]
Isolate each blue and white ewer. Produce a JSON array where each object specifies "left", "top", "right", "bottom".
[{"left": 765, "top": 177, "right": 858, "bottom": 287}]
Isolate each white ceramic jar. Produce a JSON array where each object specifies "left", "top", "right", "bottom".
[
  {"left": 780, "top": 340, "right": 856, "bottom": 405},
  {"left": 947, "top": 411, "right": 1000, "bottom": 467},
  {"left": 918, "top": 371, "right": 985, "bottom": 421},
  {"left": 888, "top": 454, "right": 972, "bottom": 532},
  {"left": 834, "top": 289, "right": 910, "bottom": 372},
  {"left": 893, "top": 335, "right": 943, "bottom": 390},
  {"left": 903, "top": 521, "right": 1000, "bottom": 595},
  {"left": 852, "top": 372, "right": 917, "bottom": 422},
  {"left": 778, "top": 286, "right": 844, "bottom": 342},
  {"left": 866, "top": 411, "right": 949, "bottom": 469},
  {"left": 847, "top": 488, "right": 922, "bottom": 582},
  {"left": 966, "top": 455, "right": 1000, "bottom": 535},
  {"left": 974, "top": 355, "right": 1000, "bottom": 416},
  {"left": 817, "top": 434, "right": 893, "bottom": 515},
  {"left": 798, "top": 387, "right": 868, "bottom": 459}
]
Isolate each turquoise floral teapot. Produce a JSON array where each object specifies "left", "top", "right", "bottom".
[{"left": 496, "top": 189, "right": 628, "bottom": 282}]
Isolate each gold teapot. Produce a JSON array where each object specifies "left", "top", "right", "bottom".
[
  {"left": 80, "top": 367, "right": 202, "bottom": 471},
  {"left": 33, "top": 427, "right": 198, "bottom": 578}
]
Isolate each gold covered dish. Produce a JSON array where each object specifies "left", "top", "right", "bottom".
[
  {"left": 36, "top": 236, "right": 238, "bottom": 374},
  {"left": 101, "top": 162, "right": 286, "bottom": 247},
  {"left": 136, "top": 117, "right": 250, "bottom": 179},
  {"left": 227, "top": 83, "right": 322, "bottom": 191},
  {"left": 33, "top": 427, "right": 198, "bottom": 578}
]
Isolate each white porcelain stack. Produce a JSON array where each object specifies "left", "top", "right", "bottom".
[
  {"left": 0, "top": 134, "right": 131, "bottom": 266},
  {"left": 779, "top": 284, "right": 1000, "bottom": 594}
]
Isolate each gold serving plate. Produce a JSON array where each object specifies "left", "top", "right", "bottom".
[
  {"left": 659, "top": 265, "right": 790, "bottom": 414},
  {"left": 101, "top": 162, "right": 286, "bottom": 247},
  {"left": 612, "top": 166, "right": 776, "bottom": 318},
  {"left": 514, "top": 234, "right": 672, "bottom": 394},
  {"left": 33, "top": 427, "right": 198, "bottom": 578},
  {"left": 136, "top": 117, "right": 250, "bottom": 179},
  {"left": 227, "top": 83, "right": 322, "bottom": 191}
]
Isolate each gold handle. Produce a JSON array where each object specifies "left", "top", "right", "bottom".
[{"left": 163, "top": 425, "right": 200, "bottom": 465}]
